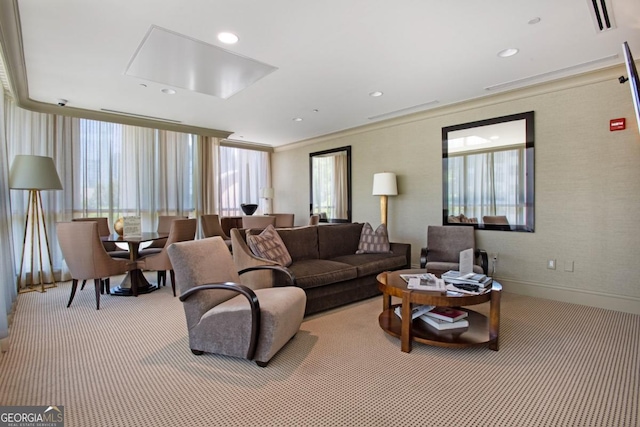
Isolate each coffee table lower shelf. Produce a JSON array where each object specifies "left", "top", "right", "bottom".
[{"left": 379, "top": 305, "right": 497, "bottom": 349}]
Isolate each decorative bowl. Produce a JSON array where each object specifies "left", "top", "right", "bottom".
[
  {"left": 240, "top": 203, "right": 259, "bottom": 215},
  {"left": 114, "top": 217, "right": 124, "bottom": 235}
]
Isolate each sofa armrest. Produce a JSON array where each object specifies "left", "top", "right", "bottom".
[
  {"left": 390, "top": 242, "right": 411, "bottom": 269},
  {"left": 231, "top": 228, "right": 280, "bottom": 289},
  {"left": 239, "top": 265, "right": 296, "bottom": 287}
]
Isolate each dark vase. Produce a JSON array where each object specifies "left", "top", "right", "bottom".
[{"left": 241, "top": 203, "right": 258, "bottom": 215}]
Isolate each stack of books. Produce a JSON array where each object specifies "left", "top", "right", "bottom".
[
  {"left": 393, "top": 304, "right": 434, "bottom": 320},
  {"left": 418, "top": 306, "right": 469, "bottom": 330},
  {"left": 441, "top": 270, "right": 492, "bottom": 295}
]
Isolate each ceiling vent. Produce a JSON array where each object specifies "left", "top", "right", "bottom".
[{"left": 588, "top": 0, "right": 616, "bottom": 32}]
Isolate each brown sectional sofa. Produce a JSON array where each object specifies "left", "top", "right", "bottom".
[{"left": 231, "top": 223, "right": 411, "bottom": 315}]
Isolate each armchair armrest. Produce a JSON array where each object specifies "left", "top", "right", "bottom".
[
  {"left": 179, "top": 282, "right": 261, "bottom": 361},
  {"left": 420, "top": 247, "right": 429, "bottom": 269},
  {"left": 238, "top": 265, "right": 296, "bottom": 286}
]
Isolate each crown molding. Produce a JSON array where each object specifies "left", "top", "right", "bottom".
[{"left": 0, "top": 0, "right": 232, "bottom": 139}]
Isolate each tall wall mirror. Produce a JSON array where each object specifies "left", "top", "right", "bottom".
[
  {"left": 442, "top": 111, "right": 534, "bottom": 232},
  {"left": 310, "top": 146, "right": 352, "bottom": 223}
]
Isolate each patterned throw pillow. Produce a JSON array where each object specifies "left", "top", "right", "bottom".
[
  {"left": 246, "top": 224, "right": 292, "bottom": 267},
  {"left": 356, "top": 223, "right": 391, "bottom": 254}
]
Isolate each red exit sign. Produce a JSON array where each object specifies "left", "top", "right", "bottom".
[{"left": 610, "top": 118, "right": 626, "bottom": 131}]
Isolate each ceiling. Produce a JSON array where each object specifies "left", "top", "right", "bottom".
[{"left": 3, "top": 0, "right": 640, "bottom": 147}]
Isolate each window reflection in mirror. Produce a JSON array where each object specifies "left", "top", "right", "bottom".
[
  {"left": 309, "top": 146, "right": 351, "bottom": 223},
  {"left": 442, "top": 112, "right": 534, "bottom": 232}
]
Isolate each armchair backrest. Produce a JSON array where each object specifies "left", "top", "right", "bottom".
[
  {"left": 168, "top": 237, "right": 242, "bottom": 323},
  {"left": 426, "top": 226, "right": 476, "bottom": 264}
]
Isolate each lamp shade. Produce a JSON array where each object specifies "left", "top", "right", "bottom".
[
  {"left": 260, "top": 187, "right": 274, "bottom": 199},
  {"left": 9, "top": 155, "right": 63, "bottom": 190},
  {"left": 372, "top": 172, "right": 397, "bottom": 196}
]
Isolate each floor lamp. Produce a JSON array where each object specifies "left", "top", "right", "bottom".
[
  {"left": 372, "top": 172, "right": 398, "bottom": 226},
  {"left": 9, "top": 155, "right": 63, "bottom": 293}
]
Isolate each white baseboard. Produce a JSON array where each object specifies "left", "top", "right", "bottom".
[{"left": 497, "top": 278, "right": 640, "bottom": 315}]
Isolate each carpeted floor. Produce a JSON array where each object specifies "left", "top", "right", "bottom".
[{"left": 0, "top": 277, "right": 638, "bottom": 427}]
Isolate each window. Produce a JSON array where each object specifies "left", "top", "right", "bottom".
[{"left": 218, "top": 145, "right": 269, "bottom": 216}]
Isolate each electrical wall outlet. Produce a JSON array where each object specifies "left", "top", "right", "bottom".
[
  {"left": 547, "top": 259, "right": 556, "bottom": 270},
  {"left": 564, "top": 261, "right": 574, "bottom": 272}
]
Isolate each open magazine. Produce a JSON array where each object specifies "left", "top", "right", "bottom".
[{"left": 400, "top": 273, "right": 446, "bottom": 292}]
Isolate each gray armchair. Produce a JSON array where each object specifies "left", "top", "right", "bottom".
[
  {"left": 420, "top": 225, "right": 488, "bottom": 274},
  {"left": 167, "top": 236, "right": 306, "bottom": 367}
]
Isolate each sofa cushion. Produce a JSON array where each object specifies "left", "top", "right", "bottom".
[
  {"left": 246, "top": 225, "right": 292, "bottom": 267},
  {"left": 356, "top": 223, "right": 391, "bottom": 254},
  {"left": 286, "top": 259, "right": 358, "bottom": 290},
  {"left": 332, "top": 253, "right": 409, "bottom": 277},
  {"left": 275, "top": 226, "right": 319, "bottom": 262},
  {"left": 318, "top": 223, "right": 364, "bottom": 259}
]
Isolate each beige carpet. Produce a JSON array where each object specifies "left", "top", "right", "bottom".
[{"left": 0, "top": 277, "right": 638, "bottom": 427}]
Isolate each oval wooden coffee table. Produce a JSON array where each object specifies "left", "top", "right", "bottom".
[{"left": 377, "top": 269, "right": 501, "bottom": 353}]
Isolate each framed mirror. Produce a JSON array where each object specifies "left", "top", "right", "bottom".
[
  {"left": 442, "top": 111, "right": 534, "bottom": 232},
  {"left": 310, "top": 146, "right": 352, "bottom": 223}
]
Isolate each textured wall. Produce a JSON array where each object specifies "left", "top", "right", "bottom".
[{"left": 272, "top": 65, "right": 640, "bottom": 313}]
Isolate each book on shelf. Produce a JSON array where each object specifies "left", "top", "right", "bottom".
[
  {"left": 400, "top": 273, "right": 446, "bottom": 292},
  {"left": 422, "top": 306, "right": 468, "bottom": 323},
  {"left": 419, "top": 313, "right": 469, "bottom": 330},
  {"left": 394, "top": 304, "right": 434, "bottom": 320}
]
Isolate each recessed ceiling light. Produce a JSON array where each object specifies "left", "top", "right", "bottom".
[
  {"left": 161, "top": 88, "right": 176, "bottom": 95},
  {"left": 218, "top": 32, "right": 239, "bottom": 44},
  {"left": 313, "top": 109, "right": 319, "bottom": 113},
  {"left": 139, "top": 83, "right": 147, "bottom": 88},
  {"left": 497, "top": 48, "right": 519, "bottom": 58},
  {"left": 293, "top": 117, "right": 303, "bottom": 122},
  {"left": 369, "top": 91, "right": 384, "bottom": 97},
  {"left": 528, "top": 17, "right": 541, "bottom": 25}
]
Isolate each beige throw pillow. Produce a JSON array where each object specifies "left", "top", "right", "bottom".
[
  {"left": 356, "top": 223, "right": 391, "bottom": 254},
  {"left": 246, "top": 224, "right": 292, "bottom": 267}
]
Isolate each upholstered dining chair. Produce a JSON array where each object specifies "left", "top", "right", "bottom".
[
  {"left": 242, "top": 215, "right": 276, "bottom": 229},
  {"left": 136, "top": 218, "right": 197, "bottom": 296},
  {"left": 273, "top": 213, "right": 294, "bottom": 228},
  {"left": 144, "top": 215, "right": 188, "bottom": 250},
  {"left": 420, "top": 225, "right": 488, "bottom": 274},
  {"left": 71, "top": 217, "right": 129, "bottom": 258},
  {"left": 308, "top": 215, "right": 320, "bottom": 226},
  {"left": 201, "top": 214, "right": 232, "bottom": 249},
  {"left": 57, "top": 221, "right": 133, "bottom": 310},
  {"left": 167, "top": 236, "right": 306, "bottom": 367}
]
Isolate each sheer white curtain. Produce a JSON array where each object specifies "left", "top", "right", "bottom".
[
  {"left": 447, "top": 147, "right": 526, "bottom": 223},
  {"left": 218, "top": 145, "right": 270, "bottom": 217},
  {"left": 333, "top": 152, "right": 348, "bottom": 220},
  {"left": 0, "top": 89, "right": 17, "bottom": 351}
]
